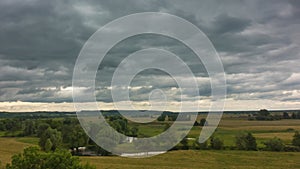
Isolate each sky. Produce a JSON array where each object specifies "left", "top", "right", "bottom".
[{"left": 0, "top": 0, "right": 299, "bottom": 112}]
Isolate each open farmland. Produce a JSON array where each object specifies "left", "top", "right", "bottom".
[
  {"left": 0, "top": 137, "right": 300, "bottom": 169},
  {"left": 81, "top": 150, "right": 300, "bottom": 169},
  {"left": 0, "top": 114, "right": 300, "bottom": 169}
]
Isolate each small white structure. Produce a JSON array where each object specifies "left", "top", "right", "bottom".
[{"left": 124, "top": 137, "right": 137, "bottom": 143}]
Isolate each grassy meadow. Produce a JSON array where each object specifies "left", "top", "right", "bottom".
[
  {"left": 81, "top": 150, "right": 300, "bottom": 169},
  {"left": 1, "top": 137, "right": 299, "bottom": 169},
  {"left": 0, "top": 137, "right": 35, "bottom": 166}
]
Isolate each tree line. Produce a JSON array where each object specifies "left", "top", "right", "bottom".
[
  {"left": 1, "top": 115, "right": 300, "bottom": 169},
  {"left": 175, "top": 131, "right": 300, "bottom": 152},
  {"left": 0, "top": 116, "right": 138, "bottom": 156},
  {"left": 248, "top": 109, "right": 300, "bottom": 121},
  {"left": 1, "top": 116, "right": 300, "bottom": 153}
]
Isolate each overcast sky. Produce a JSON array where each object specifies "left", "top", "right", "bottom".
[{"left": 0, "top": 0, "right": 299, "bottom": 112}]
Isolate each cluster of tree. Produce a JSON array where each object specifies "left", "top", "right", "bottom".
[
  {"left": 0, "top": 118, "right": 67, "bottom": 137},
  {"left": 263, "top": 135, "right": 300, "bottom": 152},
  {"left": 33, "top": 115, "right": 300, "bottom": 154},
  {"left": 4, "top": 131, "right": 300, "bottom": 168},
  {"left": 193, "top": 118, "right": 207, "bottom": 126},
  {"left": 157, "top": 114, "right": 167, "bottom": 121},
  {"left": 248, "top": 109, "right": 279, "bottom": 121},
  {"left": 36, "top": 119, "right": 86, "bottom": 154},
  {"left": 85, "top": 115, "right": 139, "bottom": 156},
  {"left": 157, "top": 112, "right": 191, "bottom": 122},
  {"left": 174, "top": 136, "right": 224, "bottom": 150},
  {"left": 3, "top": 115, "right": 300, "bottom": 159},
  {"left": 253, "top": 109, "right": 282, "bottom": 121},
  {"left": 0, "top": 112, "right": 76, "bottom": 119},
  {"left": 106, "top": 115, "right": 139, "bottom": 137},
  {"left": 0, "top": 116, "right": 140, "bottom": 156},
  {"left": 36, "top": 116, "right": 139, "bottom": 156},
  {"left": 174, "top": 131, "right": 300, "bottom": 152},
  {"left": 282, "top": 112, "right": 300, "bottom": 119},
  {"left": 6, "top": 147, "right": 95, "bottom": 169},
  {"left": 248, "top": 109, "right": 300, "bottom": 121},
  {"left": 0, "top": 118, "right": 23, "bottom": 136},
  {"left": 263, "top": 137, "right": 285, "bottom": 151}
]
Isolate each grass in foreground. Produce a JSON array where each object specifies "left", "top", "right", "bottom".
[
  {"left": 81, "top": 150, "right": 300, "bottom": 169},
  {"left": 1, "top": 137, "right": 300, "bottom": 169},
  {"left": 0, "top": 138, "right": 34, "bottom": 167}
]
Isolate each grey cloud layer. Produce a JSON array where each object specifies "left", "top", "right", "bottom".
[{"left": 0, "top": 0, "right": 299, "bottom": 104}]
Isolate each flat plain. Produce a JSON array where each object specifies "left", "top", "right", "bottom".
[{"left": 1, "top": 114, "right": 300, "bottom": 169}]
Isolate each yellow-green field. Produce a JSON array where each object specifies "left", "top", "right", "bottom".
[
  {"left": 135, "top": 117, "right": 300, "bottom": 146},
  {"left": 0, "top": 137, "right": 34, "bottom": 166},
  {"left": 1, "top": 116, "right": 300, "bottom": 169},
  {"left": 1, "top": 138, "right": 299, "bottom": 169},
  {"left": 81, "top": 150, "right": 300, "bottom": 169}
]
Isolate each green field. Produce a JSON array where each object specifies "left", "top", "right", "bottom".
[
  {"left": 1, "top": 116, "right": 300, "bottom": 169},
  {"left": 128, "top": 116, "right": 300, "bottom": 147},
  {"left": 0, "top": 137, "right": 299, "bottom": 169},
  {"left": 81, "top": 150, "right": 300, "bottom": 169},
  {"left": 0, "top": 137, "right": 34, "bottom": 167}
]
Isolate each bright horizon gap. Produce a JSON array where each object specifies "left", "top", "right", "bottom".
[{"left": 1, "top": 100, "right": 300, "bottom": 112}]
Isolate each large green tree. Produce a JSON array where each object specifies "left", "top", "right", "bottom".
[
  {"left": 63, "top": 124, "right": 88, "bottom": 154},
  {"left": 23, "top": 120, "right": 36, "bottom": 136},
  {"left": 37, "top": 123, "right": 50, "bottom": 137},
  {"left": 39, "top": 127, "right": 62, "bottom": 151}
]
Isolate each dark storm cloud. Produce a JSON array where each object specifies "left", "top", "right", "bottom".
[
  {"left": 0, "top": 0, "right": 299, "bottom": 104},
  {"left": 0, "top": 1, "right": 90, "bottom": 61},
  {"left": 209, "top": 14, "right": 252, "bottom": 34}
]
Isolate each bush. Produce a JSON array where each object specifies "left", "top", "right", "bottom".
[
  {"left": 248, "top": 117, "right": 255, "bottom": 121},
  {"left": 179, "top": 137, "right": 189, "bottom": 150},
  {"left": 282, "top": 112, "right": 290, "bottom": 119},
  {"left": 157, "top": 114, "right": 166, "bottom": 121},
  {"left": 199, "top": 118, "right": 207, "bottom": 126},
  {"left": 210, "top": 137, "right": 224, "bottom": 150},
  {"left": 291, "top": 113, "right": 297, "bottom": 119},
  {"left": 235, "top": 133, "right": 257, "bottom": 150},
  {"left": 284, "top": 145, "right": 300, "bottom": 152},
  {"left": 258, "top": 109, "right": 270, "bottom": 116},
  {"left": 192, "top": 139, "right": 208, "bottom": 150},
  {"left": 286, "top": 128, "right": 295, "bottom": 132},
  {"left": 297, "top": 112, "right": 300, "bottom": 119},
  {"left": 253, "top": 109, "right": 282, "bottom": 121},
  {"left": 6, "top": 147, "right": 95, "bottom": 169},
  {"left": 255, "top": 116, "right": 281, "bottom": 121},
  {"left": 264, "top": 137, "right": 285, "bottom": 151},
  {"left": 292, "top": 131, "right": 300, "bottom": 147},
  {"left": 193, "top": 121, "right": 199, "bottom": 126}
]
